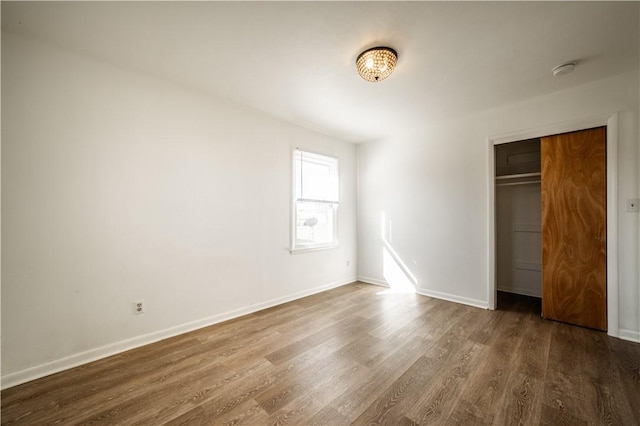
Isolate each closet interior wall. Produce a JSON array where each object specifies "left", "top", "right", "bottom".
[{"left": 495, "top": 139, "right": 542, "bottom": 298}]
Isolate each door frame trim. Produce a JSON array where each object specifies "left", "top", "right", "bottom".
[{"left": 487, "top": 113, "right": 619, "bottom": 337}]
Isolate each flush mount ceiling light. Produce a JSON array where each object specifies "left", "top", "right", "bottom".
[
  {"left": 356, "top": 47, "right": 398, "bottom": 82},
  {"left": 552, "top": 62, "right": 576, "bottom": 77}
]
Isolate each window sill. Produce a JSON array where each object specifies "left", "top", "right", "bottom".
[{"left": 289, "top": 244, "right": 338, "bottom": 254}]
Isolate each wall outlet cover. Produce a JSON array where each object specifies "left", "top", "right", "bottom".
[{"left": 134, "top": 300, "right": 145, "bottom": 314}]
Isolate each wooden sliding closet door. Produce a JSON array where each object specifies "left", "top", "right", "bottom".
[{"left": 541, "top": 127, "right": 606, "bottom": 331}]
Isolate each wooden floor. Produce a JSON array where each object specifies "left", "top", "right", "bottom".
[{"left": 2, "top": 283, "right": 639, "bottom": 425}]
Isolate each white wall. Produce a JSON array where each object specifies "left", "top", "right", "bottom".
[
  {"left": 1, "top": 33, "right": 357, "bottom": 387},
  {"left": 358, "top": 70, "right": 639, "bottom": 340}
]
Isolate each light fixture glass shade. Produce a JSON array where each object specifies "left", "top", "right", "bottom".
[{"left": 356, "top": 47, "right": 398, "bottom": 82}]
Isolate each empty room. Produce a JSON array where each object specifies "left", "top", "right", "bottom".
[{"left": 1, "top": 1, "right": 639, "bottom": 425}]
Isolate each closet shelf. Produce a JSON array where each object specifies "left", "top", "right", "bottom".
[
  {"left": 496, "top": 180, "right": 541, "bottom": 187},
  {"left": 495, "top": 172, "right": 541, "bottom": 187},
  {"left": 495, "top": 172, "right": 541, "bottom": 180}
]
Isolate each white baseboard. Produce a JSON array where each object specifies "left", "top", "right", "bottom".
[
  {"left": 1, "top": 277, "right": 357, "bottom": 390},
  {"left": 618, "top": 329, "right": 640, "bottom": 343},
  {"left": 416, "top": 287, "right": 489, "bottom": 309},
  {"left": 358, "top": 276, "right": 489, "bottom": 309},
  {"left": 357, "top": 276, "right": 389, "bottom": 287}
]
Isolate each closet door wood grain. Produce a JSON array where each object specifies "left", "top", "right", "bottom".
[{"left": 541, "top": 127, "right": 606, "bottom": 331}]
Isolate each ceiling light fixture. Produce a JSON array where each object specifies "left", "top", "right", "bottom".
[
  {"left": 552, "top": 62, "right": 576, "bottom": 77},
  {"left": 356, "top": 47, "right": 398, "bottom": 82}
]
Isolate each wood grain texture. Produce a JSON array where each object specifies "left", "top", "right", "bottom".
[
  {"left": 3, "top": 285, "right": 638, "bottom": 425},
  {"left": 541, "top": 126, "right": 607, "bottom": 330}
]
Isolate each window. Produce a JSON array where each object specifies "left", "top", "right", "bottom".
[{"left": 292, "top": 149, "right": 339, "bottom": 251}]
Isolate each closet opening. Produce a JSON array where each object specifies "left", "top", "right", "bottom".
[
  {"left": 494, "top": 138, "right": 542, "bottom": 311},
  {"left": 488, "top": 116, "right": 617, "bottom": 334}
]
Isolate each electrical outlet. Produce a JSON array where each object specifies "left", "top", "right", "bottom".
[
  {"left": 346, "top": 260, "right": 350, "bottom": 268},
  {"left": 134, "top": 300, "right": 145, "bottom": 315},
  {"left": 627, "top": 198, "right": 640, "bottom": 212}
]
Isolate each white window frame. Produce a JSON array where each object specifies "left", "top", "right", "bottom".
[{"left": 290, "top": 148, "right": 339, "bottom": 253}]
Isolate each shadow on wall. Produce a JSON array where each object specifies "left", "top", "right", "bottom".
[{"left": 379, "top": 212, "right": 417, "bottom": 295}]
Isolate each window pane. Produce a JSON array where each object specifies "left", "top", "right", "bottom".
[
  {"left": 295, "top": 151, "right": 338, "bottom": 202},
  {"left": 295, "top": 201, "right": 336, "bottom": 246}
]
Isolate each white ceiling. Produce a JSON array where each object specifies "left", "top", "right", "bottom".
[{"left": 3, "top": 2, "right": 639, "bottom": 142}]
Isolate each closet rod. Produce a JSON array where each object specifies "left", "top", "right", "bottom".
[{"left": 496, "top": 180, "right": 541, "bottom": 187}]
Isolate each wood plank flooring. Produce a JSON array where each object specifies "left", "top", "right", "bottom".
[{"left": 2, "top": 283, "right": 639, "bottom": 425}]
